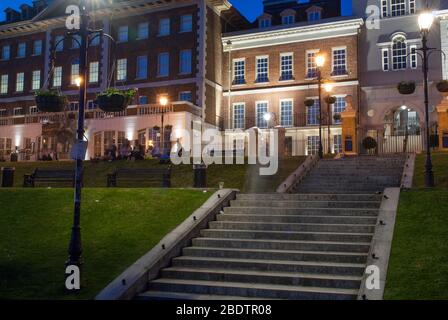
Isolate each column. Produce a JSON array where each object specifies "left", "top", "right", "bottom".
[
  {"left": 437, "top": 93, "right": 448, "bottom": 150},
  {"left": 341, "top": 95, "right": 357, "bottom": 155}
]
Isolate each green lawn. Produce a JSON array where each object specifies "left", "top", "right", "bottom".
[
  {"left": 413, "top": 152, "right": 448, "bottom": 188},
  {"left": 0, "top": 188, "right": 211, "bottom": 299},
  {"left": 2, "top": 156, "right": 305, "bottom": 192},
  {"left": 384, "top": 152, "right": 448, "bottom": 299},
  {"left": 384, "top": 189, "right": 448, "bottom": 299}
]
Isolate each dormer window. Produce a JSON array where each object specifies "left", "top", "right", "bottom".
[
  {"left": 282, "top": 15, "right": 295, "bottom": 25},
  {"left": 307, "top": 6, "right": 323, "bottom": 22},
  {"left": 280, "top": 9, "right": 296, "bottom": 25},
  {"left": 258, "top": 13, "right": 272, "bottom": 29},
  {"left": 259, "top": 18, "right": 271, "bottom": 28},
  {"left": 381, "top": 0, "right": 415, "bottom": 18}
]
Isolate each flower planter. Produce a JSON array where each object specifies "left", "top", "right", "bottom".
[
  {"left": 325, "top": 96, "right": 337, "bottom": 105},
  {"left": 397, "top": 81, "right": 416, "bottom": 95},
  {"left": 35, "top": 94, "right": 67, "bottom": 113},
  {"left": 436, "top": 80, "right": 448, "bottom": 93},
  {"left": 304, "top": 99, "right": 315, "bottom": 107},
  {"left": 95, "top": 88, "right": 136, "bottom": 113},
  {"left": 333, "top": 113, "right": 342, "bottom": 122}
]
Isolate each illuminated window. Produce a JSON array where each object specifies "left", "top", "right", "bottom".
[
  {"left": 16, "top": 72, "right": 24, "bottom": 92},
  {"left": 89, "top": 61, "right": 99, "bottom": 83},
  {"left": 280, "top": 100, "right": 293, "bottom": 127},
  {"left": 233, "top": 103, "right": 245, "bottom": 129},
  {"left": 32, "top": 70, "right": 41, "bottom": 90},
  {"left": 116, "top": 58, "right": 127, "bottom": 81}
]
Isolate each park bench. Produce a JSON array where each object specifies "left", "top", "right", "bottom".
[
  {"left": 23, "top": 168, "right": 78, "bottom": 187},
  {"left": 107, "top": 167, "right": 171, "bottom": 188}
]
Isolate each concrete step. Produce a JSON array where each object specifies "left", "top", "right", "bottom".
[
  {"left": 209, "top": 221, "right": 376, "bottom": 233},
  {"left": 137, "top": 291, "right": 269, "bottom": 300},
  {"left": 147, "top": 278, "right": 358, "bottom": 300},
  {"left": 183, "top": 246, "right": 368, "bottom": 264},
  {"left": 200, "top": 229, "right": 373, "bottom": 243},
  {"left": 223, "top": 206, "right": 379, "bottom": 217},
  {"left": 161, "top": 267, "right": 362, "bottom": 290},
  {"left": 230, "top": 200, "right": 381, "bottom": 209},
  {"left": 236, "top": 193, "right": 383, "bottom": 202},
  {"left": 217, "top": 213, "right": 378, "bottom": 225},
  {"left": 192, "top": 237, "right": 371, "bottom": 253}
]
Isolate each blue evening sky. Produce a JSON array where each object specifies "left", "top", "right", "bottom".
[{"left": 0, "top": 0, "right": 352, "bottom": 22}]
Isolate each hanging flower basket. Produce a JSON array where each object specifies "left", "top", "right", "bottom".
[
  {"left": 397, "top": 81, "right": 416, "bottom": 95},
  {"left": 35, "top": 90, "right": 68, "bottom": 113},
  {"left": 95, "top": 88, "right": 137, "bottom": 112},
  {"left": 153, "top": 125, "right": 161, "bottom": 131},
  {"left": 362, "top": 136, "right": 377, "bottom": 150},
  {"left": 436, "top": 80, "right": 448, "bottom": 93},
  {"left": 333, "top": 113, "right": 342, "bottom": 122},
  {"left": 325, "top": 95, "right": 337, "bottom": 105},
  {"left": 165, "top": 125, "right": 173, "bottom": 130},
  {"left": 304, "top": 99, "right": 315, "bottom": 107}
]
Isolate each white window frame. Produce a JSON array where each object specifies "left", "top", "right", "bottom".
[
  {"left": 16, "top": 72, "right": 24, "bottom": 92},
  {"left": 53, "top": 66, "right": 62, "bottom": 87},
  {"left": 2, "top": 45, "right": 10, "bottom": 60},
  {"left": 32, "top": 70, "right": 41, "bottom": 90},
  {"left": 30, "top": 106, "right": 38, "bottom": 115},
  {"left": 71, "top": 61, "right": 80, "bottom": 85},
  {"left": 382, "top": 48, "right": 390, "bottom": 71},
  {"left": 280, "top": 99, "right": 294, "bottom": 127},
  {"left": 308, "top": 11, "right": 321, "bottom": 21},
  {"left": 233, "top": 102, "right": 245, "bottom": 129},
  {"left": 280, "top": 52, "right": 294, "bottom": 81},
  {"left": 255, "top": 55, "right": 269, "bottom": 83},
  {"left": 255, "top": 101, "right": 269, "bottom": 128},
  {"left": 306, "top": 96, "right": 319, "bottom": 126},
  {"left": 331, "top": 46, "right": 347, "bottom": 76},
  {"left": 116, "top": 58, "right": 127, "bottom": 81},
  {"left": 0, "top": 74, "right": 8, "bottom": 94},
  {"left": 391, "top": 0, "right": 406, "bottom": 17},
  {"left": 232, "top": 58, "right": 246, "bottom": 85},
  {"left": 180, "top": 14, "right": 193, "bottom": 33},
  {"left": 381, "top": 0, "right": 389, "bottom": 18},
  {"left": 89, "top": 61, "right": 99, "bottom": 83},
  {"left": 13, "top": 107, "right": 23, "bottom": 117},
  {"left": 306, "top": 49, "right": 319, "bottom": 79},
  {"left": 410, "top": 44, "right": 418, "bottom": 69},
  {"left": 332, "top": 95, "right": 347, "bottom": 124},
  {"left": 392, "top": 35, "right": 407, "bottom": 70}
]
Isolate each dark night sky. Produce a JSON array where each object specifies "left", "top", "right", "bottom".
[{"left": 0, "top": 0, "right": 352, "bottom": 22}]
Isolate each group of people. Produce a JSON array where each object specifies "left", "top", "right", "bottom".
[{"left": 105, "top": 139, "right": 145, "bottom": 161}]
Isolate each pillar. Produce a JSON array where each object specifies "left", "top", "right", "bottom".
[
  {"left": 341, "top": 95, "right": 357, "bottom": 155},
  {"left": 437, "top": 93, "right": 448, "bottom": 151}
]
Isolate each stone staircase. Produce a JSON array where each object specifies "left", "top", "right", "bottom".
[
  {"left": 138, "top": 192, "right": 383, "bottom": 300},
  {"left": 136, "top": 155, "right": 406, "bottom": 300},
  {"left": 296, "top": 155, "right": 406, "bottom": 193}
]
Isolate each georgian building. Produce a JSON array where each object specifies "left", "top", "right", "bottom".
[
  {"left": 222, "top": 0, "right": 363, "bottom": 156},
  {"left": 0, "top": 0, "right": 244, "bottom": 160},
  {"left": 353, "top": 0, "right": 448, "bottom": 152}
]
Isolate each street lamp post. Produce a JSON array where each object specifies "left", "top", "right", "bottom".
[
  {"left": 316, "top": 54, "right": 325, "bottom": 159},
  {"left": 66, "top": 0, "right": 89, "bottom": 269},
  {"left": 159, "top": 96, "right": 169, "bottom": 155},
  {"left": 324, "top": 83, "right": 334, "bottom": 154},
  {"left": 418, "top": 12, "right": 435, "bottom": 187}
]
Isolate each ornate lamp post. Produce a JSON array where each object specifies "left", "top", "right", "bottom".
[
  {"left": 324, "top": 83, "right": 334, "bottom": 154},
  {"left": 159, "top": 96, "right": 169, "bottom": 155},
  {"left": 315, "top": 54, "right": 325, "bottom": 159},
  {"left": 66, "top": 0, "right": 115, "bottom": 271},
  {"left": 417, "top": 11, "right": 435, "bottom": 187}
]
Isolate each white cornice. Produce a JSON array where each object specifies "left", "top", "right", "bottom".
[{"left": 222, "top": 18, "right": 364, "bottom": 52}]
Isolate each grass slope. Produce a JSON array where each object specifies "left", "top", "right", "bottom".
[
  {"left": 384, "top": 189, "right": 448, "bottom": 299},
  {"left": 0, "top": 188, "right": 211, "bottom": 299}
]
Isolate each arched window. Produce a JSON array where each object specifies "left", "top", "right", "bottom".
[{"left": 392, "top": 35, "right": 407, "bottom": 70}]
